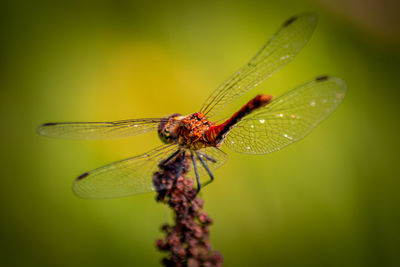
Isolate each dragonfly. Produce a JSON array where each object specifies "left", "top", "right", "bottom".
[{"left": 38, "top": 13, "right": 347, "bottom": 199}]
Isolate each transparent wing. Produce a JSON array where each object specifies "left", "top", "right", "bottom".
[
  {"left": 201, "top": 13, "right": 318, "bottom": 118},
  {"left": 224, "top": 76, "right": 347, "bottom": 154},
  {"left": 37, "top": 118, "right": 162, "bottom": 139},
  {"left": 188, "top": 147, "right": 229, "bottom": 184},
  {"left": 73, "top": 145, "right": 177, "bottom": 199}
]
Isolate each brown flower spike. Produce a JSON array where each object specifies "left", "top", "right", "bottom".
[{"left": 154, "top": 153, "right": 223, "bottom": 267}]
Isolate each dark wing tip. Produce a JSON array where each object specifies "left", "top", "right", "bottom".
[
  {"left": 316, "top": 75, "right": 330, "bottom": 82},
  {"left": 283, "top": 16, "right": 298, "bottom": 27},
  {"left": 283, "top": 13, "right": 318, "bottom": 28},
  {"left": 37, "top": 123, "right": 56, "bottom": 136},
  {"left": 37, "top": 122, "right": 61, "bottom": 136},
  {"left": 76, "top": 172, "right": 89, "bottom": 181},
  {"left": 42, "top": 122, "right": 58, "bottom": 126}
]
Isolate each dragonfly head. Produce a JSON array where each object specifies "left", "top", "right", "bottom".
[{"left": 158, "top": 114, "right": 185, "bottom": 144}]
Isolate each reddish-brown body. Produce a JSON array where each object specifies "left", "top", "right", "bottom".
[{"left": 158, "top": 94, "right": 272, "bottom": 150}]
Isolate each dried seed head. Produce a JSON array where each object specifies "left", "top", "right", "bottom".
[{"left": 153, "top": 153, "right": 223, "bottom": 266}]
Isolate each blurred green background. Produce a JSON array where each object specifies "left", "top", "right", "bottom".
[{"left": 1, "top": 0, "right": 400, "bottom": 266}]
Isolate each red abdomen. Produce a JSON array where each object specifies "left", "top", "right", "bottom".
[{"left": 206, "top": 94, "right": 272, "bottom": 146}]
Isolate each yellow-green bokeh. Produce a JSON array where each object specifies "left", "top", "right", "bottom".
[{"left": 1, "top": 0, "right": 400, "bottom": 266}]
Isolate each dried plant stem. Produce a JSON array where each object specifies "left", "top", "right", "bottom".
[{"left": 153, "top": 153, "right": 223, "bottom": 267}]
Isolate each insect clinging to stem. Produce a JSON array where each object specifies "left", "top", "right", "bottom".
[{"left": 38, "top": 13, "right": 347, "bottom": 199}]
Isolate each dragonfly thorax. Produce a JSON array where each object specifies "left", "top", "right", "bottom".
[{"left": 158, "top": 112, "right": 215, "bottom": 150}]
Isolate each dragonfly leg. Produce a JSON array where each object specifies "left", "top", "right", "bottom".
[
  {"left": 197, "top": 151, "right": 217, "bottom": 163},
  {"left": 160, "top": 148, "right": 181, "bottom": 166},
  {"left": 196, "top": 151, "right": 214, "bottom": 188},
  {"left": 191, "top": 152, "right": 201, "bottom": 193}
]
